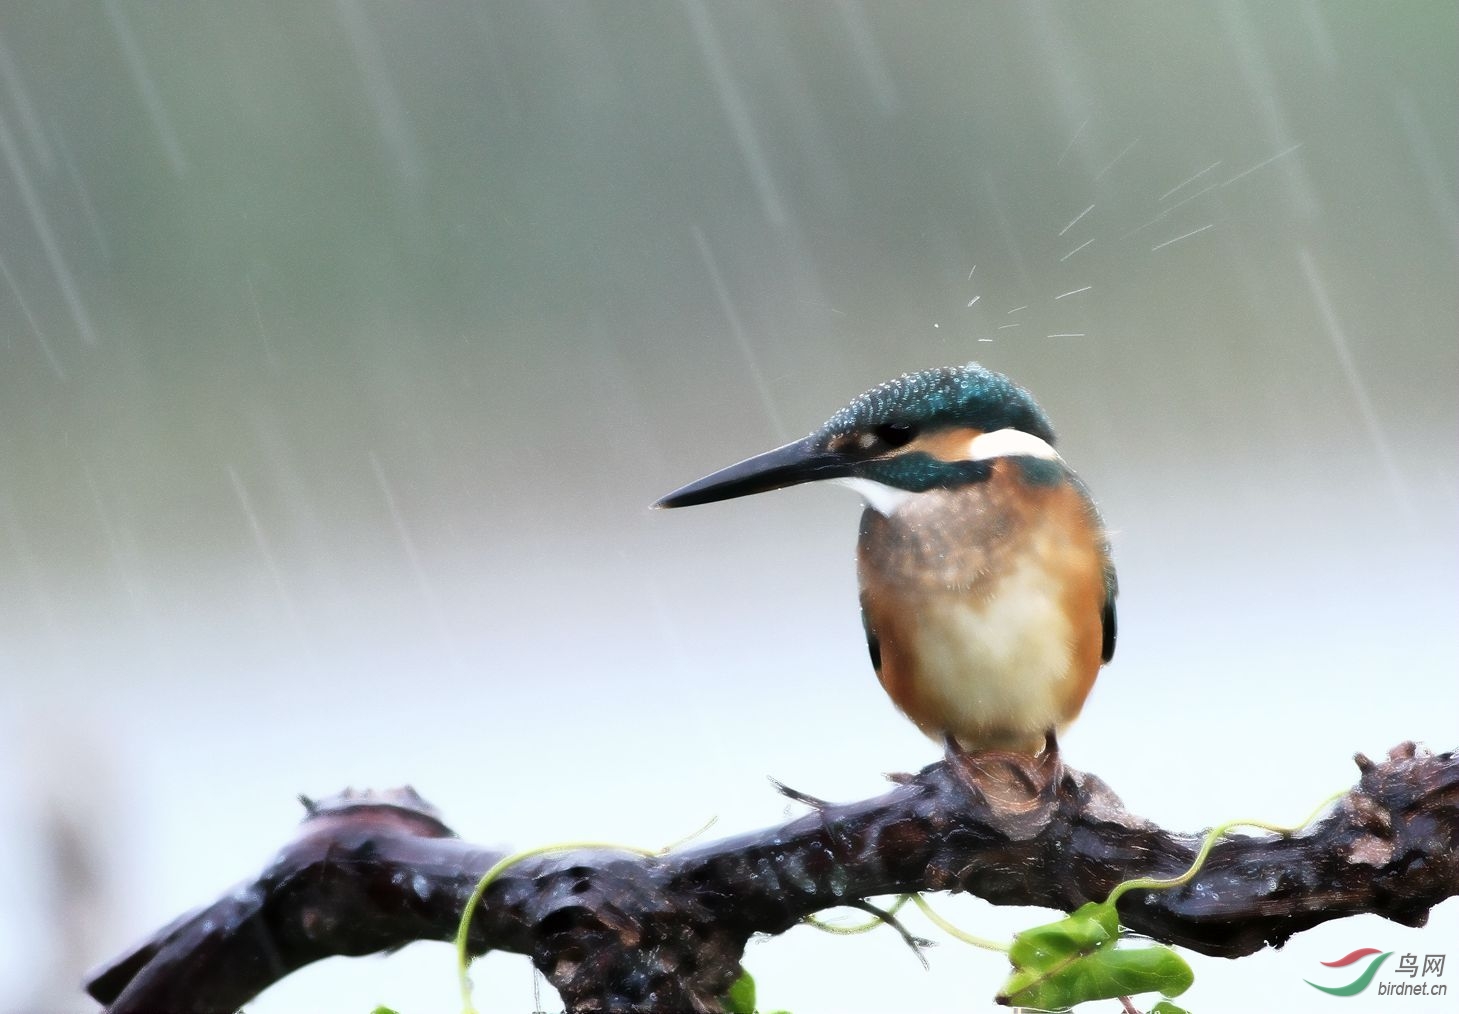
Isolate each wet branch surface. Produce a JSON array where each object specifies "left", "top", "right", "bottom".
[{"left": 88, "top": 742, "right": 1458, "bottom": 1013}]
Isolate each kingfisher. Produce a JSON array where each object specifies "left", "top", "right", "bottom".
[{"left": 655, "top": 363, "right": 1116, "bottom": 756}]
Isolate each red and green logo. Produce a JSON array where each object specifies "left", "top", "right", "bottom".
[{"left": 1306, "top": 948, "right": 1393, "bottom": 996}]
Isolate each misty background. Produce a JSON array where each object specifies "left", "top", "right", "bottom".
[{"left": 0, "top": 3, "right": 1454, "bottom": 1011}]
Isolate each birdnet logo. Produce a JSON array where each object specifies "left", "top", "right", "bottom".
[
  {"left": 1305, "top": 949, "right": 1392, "bottom": 997},
  {"left": 1305, "top": 948, "right": 1448, "bottom": 998}
]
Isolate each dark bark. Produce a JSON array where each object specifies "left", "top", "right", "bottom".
[{"left": 87, "top": 742, "right": 1458, "bottom": 1013}]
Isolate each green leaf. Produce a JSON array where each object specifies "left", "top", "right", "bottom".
[
  {"left": 369, "top": 1007, "right": 401, "bottom": 1014},
  {"left": 1000, "top": 902, "right": 1118, "bottom": 1004},
  {"left": 1006, "top": 902, "right": 1119, "bottom": 967},
  {"left": 1150, "top": 1001, "right": 1191, "bottom": 1014},
  {"left": 722, "top": 969, "right": 756, "bottom": 1014},
  {"left": 998, "top": 901, "right": 1193, "bottom": 1010}
]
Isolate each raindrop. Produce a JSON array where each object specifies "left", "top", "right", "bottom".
[
  {"left": 369, "top": 452, "right": 460, "bottom": 664},
  {"left": 827, "top": 864, "right": 849, "bottom": 897},
  {"left": 1150, "top": 223, "right": 1214, "bottom": 252},
  {"left": 245, "top": 276, "right": 282, "bottom": 375},
  {"left": 1297, "top": 248, "right": 1413, "bottom": 517},
  {"left": 1092, "top": 137, "right": 1139, "bottom": 182},
  {"left": 1059, "top": 237, "right": 1094, "bottom": 262},
  {"left": 1158, "top": 161, "right": 1223, "bottom": 202},
  {"left": 0, "top": 34, "right": 55, "bottom": 170},
  {"left": 0, "top": 248, "right": 64, "bottom": 379},
  {"left": 1218, "top": 0, "right": 1318, "bottom": 217},
  {"left": 832, "top": 0, "right": 899, "bottom": 114},
  {"left": 52, "top": 130, "right": 112, "bottom": 263},
  {"left": 778, "top": 852, "right": 817, "bottom": 894},
  {"left": 335, "top": 0, "right": 424, "bottom": 182},
  {"left": 681, "top": 0, "right": 787, "bottom": 225},
  {"left": 1219, "top": 142, "right": 1304, "bottom": 189},
  {"left": 1057, "top": 203, "right": 1094, "bottom": 237},
  {"left": 225, "top": 464, "right": 306, "bottom": 641},
  {"left": 0, "top": 109, "right": 99, "bottom": 345},
  {"left": 690, "top": 225, "right": 787, "bottom": 440},
  {"left": 1055, "top": 116, "right": 1090, "bottom": 166},
  {"left": 1391, "top": 93, "right": 1457, "bottom": 239},
  {"left": 102, "top": 0, "right": 190, "bottom": 176}
]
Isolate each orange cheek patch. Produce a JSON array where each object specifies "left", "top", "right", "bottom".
[{"left": 906, "top": 427, "right": 982, "bottom": 463}]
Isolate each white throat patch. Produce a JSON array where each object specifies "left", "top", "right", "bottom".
[{"left": 836, "top": 476, "right": 915, "bottom": 516}]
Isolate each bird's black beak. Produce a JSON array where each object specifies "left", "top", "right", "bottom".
[{"left": 654, "top": 435, "right": 853, "bottom": 508}]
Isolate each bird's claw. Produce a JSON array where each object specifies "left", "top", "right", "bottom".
[{"left": 941, "top": 730, "right": 1065, "bottom": 841}]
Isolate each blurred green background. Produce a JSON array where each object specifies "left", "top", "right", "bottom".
[{"left": 1, "top": 3, "right": 1454, "bottom": 1011}]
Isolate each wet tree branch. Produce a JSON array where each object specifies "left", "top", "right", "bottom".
[{"left": 87, "top": 742, "right": 1458, "bottom": 1013}]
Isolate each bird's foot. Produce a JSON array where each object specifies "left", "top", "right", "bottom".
[
  {"left": 941, "top": 731, "right": 1064, "bottom": 840},
  {"left": 941, "top": 731, "right": 1062, "bottom": 786},
  {"left": 1034, "top": 729, "right": 1064, "bottom": 786}
]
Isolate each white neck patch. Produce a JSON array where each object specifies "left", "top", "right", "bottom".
[
  {"left": 967, "top": 427, "right": 1061, "bottom": 462},
  {"left": 835, "top": 476, "right": 915, "bottom": 516}
]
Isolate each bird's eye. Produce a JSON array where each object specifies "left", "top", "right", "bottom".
[
  {"left": 873, "top": 422, "right": 917, "bottom": 448},
  {"left": 835, "top": 423, "right": 919, "bottom": 455}
]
